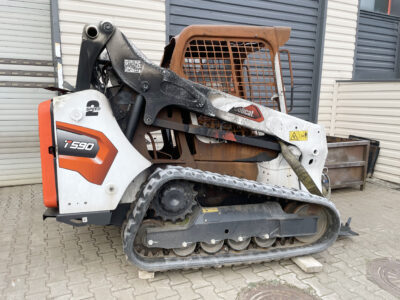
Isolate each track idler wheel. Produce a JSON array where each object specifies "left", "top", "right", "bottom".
[
  {"left": 294, "top": 204, "right": 328, "bottom": 244},
  {"left": 172, "top": 242, "right": 196, "bottom": 257},
  {"left": 134, "top": 219, "right": 162, "bottom": 257},
  {"left": 200, "top": 240, "right": 224, "bottom": 254},
  {"left": 227, "top": 237, "right": 251, "bottom": 251}
]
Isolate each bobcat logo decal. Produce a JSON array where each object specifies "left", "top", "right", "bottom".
[{"left": 229, "top": 105, "right": 264, "bottom": 122}]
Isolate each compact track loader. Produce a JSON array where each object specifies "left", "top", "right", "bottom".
[{"left": 39, "top": 21, "right": 342, "bottom": 272}]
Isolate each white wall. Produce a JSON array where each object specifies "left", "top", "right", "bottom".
[
  {"left": 58, "top": 0, "right": 166, "bottom": 85},
  {"left": 318, "top": 0, "right": 400, "bottom": 184},
  {"left": 0, "top": 0, "right": 56, "bottom": 187},
  {"left": 332, "top": 82, "right": 400, "bottom": 184},
  {"left": 318, "top": 0, "right": 359, "bottom": 133}
]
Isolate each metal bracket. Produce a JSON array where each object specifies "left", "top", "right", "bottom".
[
  {"left": 339, "top": 217, "right": 359, "bottom": 237},
  {"left": 43, "top": 208, "right": 112, "bottom": 226}
]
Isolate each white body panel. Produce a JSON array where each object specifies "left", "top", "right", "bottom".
[
  {"left": 210, "top": 92, "right": 327, "bottom": 191},
  {"left": 52, "top": 88, "right": 326, "bottom": 214},
  {"left": 53, "top": 90, "right": 151, "bottom": 214},
  {"left": 257, "top": 152, "right": 300, "bottom": 189}
]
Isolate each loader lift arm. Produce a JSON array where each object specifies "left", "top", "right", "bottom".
[{"left": 75, "top": 21, "right": 324, "bottom": 196}]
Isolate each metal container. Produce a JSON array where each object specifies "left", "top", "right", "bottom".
[{"left": 325, "top": 136, "right": 370, "bottom": 190}]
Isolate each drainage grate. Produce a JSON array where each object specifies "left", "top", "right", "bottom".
[
  {"left": 367, "top": 258, "right": 400, "bottom": 298},
  {"left": 238, "top": 283, "right": 317, "bottom": 300}
]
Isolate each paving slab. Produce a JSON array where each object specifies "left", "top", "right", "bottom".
[{"left": 0, "top": 180, "right": 399, "bottom": 299}]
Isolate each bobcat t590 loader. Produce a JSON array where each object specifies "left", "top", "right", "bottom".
[{"left": 39, "top": 21, "right": 341, "bottom": 272}]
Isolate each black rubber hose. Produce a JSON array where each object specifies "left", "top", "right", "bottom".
[{"left": 125, "top": 94, "right": 144, "bottom": 141}]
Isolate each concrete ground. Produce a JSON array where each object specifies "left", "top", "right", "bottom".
[{"left": 0, "top": 180, "right": 399, "bottom": 300}]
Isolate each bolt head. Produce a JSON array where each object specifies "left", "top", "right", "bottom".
[
  {"left": 105, "top": 183, "right": 116, "bottom": 195},
  {"left": 141, "top": 81, "right": 150, "bottom": 92},
  {"left": 70, "top": 109, "right": 83, "bottom": 122},
  {"left": 238, "top": 236, "right": 243, "bottom": 242},
  {"left": 148, "top": 240, "right": 153, "bottom": 246},
  {"left": 264, "top": 234, "right": 270, "bottom": 239},
  {"left": 182, "top": 242, "right": 187, "bottom": 248},
  {"left": 144, "top": 115, "right": 152, "bottom": 124},
  {"left": 101, "top": 21, "right": 113, "bottom": 33},
  {"left": 211, "top": 239, "right": 216, "bottom": 244}
]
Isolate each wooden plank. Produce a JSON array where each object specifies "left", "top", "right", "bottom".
[
  {"left": 138, "top": 270, "right": 155, "bottom": 279},
  {"left": 292, "top": 256, "right": 323, "bottom": 273}
]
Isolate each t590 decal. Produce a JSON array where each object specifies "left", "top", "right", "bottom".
[{"left": 56, "top": 122, "right": 118, "bottom": 185}]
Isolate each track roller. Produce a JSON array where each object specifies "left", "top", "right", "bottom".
[
  {"left": 200, "top": 240, "right": 224, "bottom": 254},
  {"left": 172, "top": 242, "right": 196, "bottom": 257},
  {"left": 227, "top": 237, "right": 251, "bottom": 251},
  {"left": 253, "top": 236, "right": 276, "bottom": 248}
]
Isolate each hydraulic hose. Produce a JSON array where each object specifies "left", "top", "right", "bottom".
[{"left": 125, "top": 94, "right": 145, "bottom": 141}]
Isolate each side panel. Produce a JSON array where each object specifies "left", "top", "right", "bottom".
[
  {"left": 52, "top": 90, "right": 151, "bottom": 214},
  {"left": 210, "top": 92, "right": 328, "bottom": 192},
  {"left": 38, "top": 100, "right": 58, "bottom": 208}
]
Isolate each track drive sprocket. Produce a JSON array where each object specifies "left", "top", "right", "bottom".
[{"left": 151, "top": 181, "right": 197, "bottom": 222}]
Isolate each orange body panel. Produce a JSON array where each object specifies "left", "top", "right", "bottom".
[
  {"left": 38, "top": 100, "right": 58, "bottom": 208},
  {"left": 56, "top": 122, "right": 118, "bottom": 185}
]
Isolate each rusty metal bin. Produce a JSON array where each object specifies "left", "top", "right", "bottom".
[{"left": 325, "top": 136, "right": 370, "bottom": 190}]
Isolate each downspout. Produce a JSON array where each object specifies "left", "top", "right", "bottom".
[{"left": 50, "top": 0, "right": 64, "bottom": 90}]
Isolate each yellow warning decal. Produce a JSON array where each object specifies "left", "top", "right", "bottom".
[
  {"left": 202, "top": 207, "right": 219, "bottom": 213},
  {"left": 289, "top": 130, "right": 308, "bottom": 141}
]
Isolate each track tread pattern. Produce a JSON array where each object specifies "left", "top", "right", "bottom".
[{"left": 122, "top": 166, "right": 341, "bottom": 272}]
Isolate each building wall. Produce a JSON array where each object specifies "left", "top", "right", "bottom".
[
  {"left": 318, "top": 0, "right": 400, "bottom": 184},
  {"left": 331, "top": 81, "right": 400, "bottom": 184},
  {"left": 58, "top": 0, "right": 166, "bottom": 85},
  {"left": 318, "top": 0, "right": 359, "bottom": 133},
  {"left": 0, "top": 0, "right": 56, "bottom": 187},
  {"left": 167, "top": 0, "right": 327, "bottom": 122}
]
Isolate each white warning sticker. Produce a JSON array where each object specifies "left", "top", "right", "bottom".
[{"left": 124, "top": 59, "right": 142, "bottom": 73}]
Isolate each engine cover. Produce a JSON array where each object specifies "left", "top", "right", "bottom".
[{"left": 52, "top": 90, "right": 151, "bottom": 214}]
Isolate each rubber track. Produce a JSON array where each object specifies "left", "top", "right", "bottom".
[{"left": 123, "top": 166, "right": 341, "bottom": 272}]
